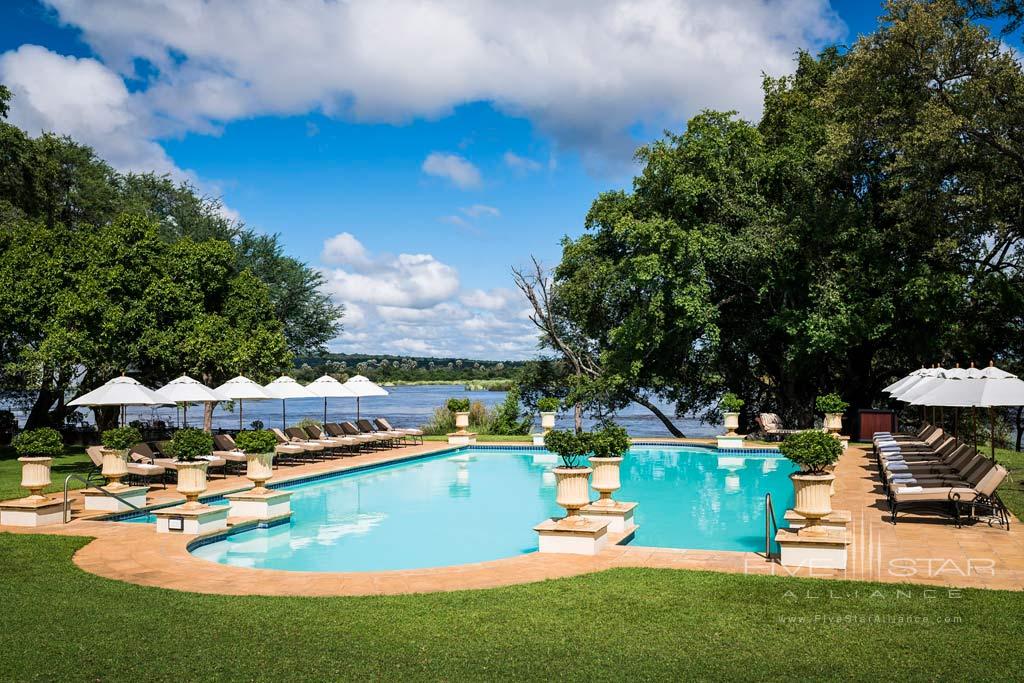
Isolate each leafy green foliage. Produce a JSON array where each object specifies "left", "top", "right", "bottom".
[
  {"left": 167, "top": 428, "right": 213, "bottom": 461},
  {"left": 720, "top": 393, "right": 744, "bottom": 413},
  {"left": 815, "top": 393, "right": 849, "bottom": 414},
  {"left": 537, "top": 397, "right": 560, "bottom": 413},
  {"left": 11, "top": 428, "right": 63, "bottom": 457},
  {"left": 779, "top": 430, "right": 843, "bottom": 473},
  {"left": 100, "top": 427, "right": 141, "bottom": 452},
  {"left": 539, "top": 0, "right": 1024, "bottom": 431},
  {"left": 590, "top": 423, "right": 630, "bottom": 459},
  {"left": 233, "top": 429, "right": 277, "bottom": 454},
  {"left": 487, "top": 386, "right": 532, "bottom": 435},
  {"left": 544, "top": 429, "right": 592, "bottom": 469},
  {"left": 446, "top": 398, "right": 470, "bottom": 413}
]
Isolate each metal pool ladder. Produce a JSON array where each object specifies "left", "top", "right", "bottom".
[
  {"left": 62, "top": 474, "right": 141, "bottom": 523},
  {"left": 763, "top": 492, "right": 779, "bottom": 560}
]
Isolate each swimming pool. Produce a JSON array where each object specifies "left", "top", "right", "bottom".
[{"left": 182, "top": 446, "right": 796, "bottom": 572}]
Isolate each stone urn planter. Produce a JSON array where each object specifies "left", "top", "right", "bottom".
[
  {"left": 454, "top": 411, "right": 470, "bottom": 432},
  {"left": 723, "top": 412, "right": 740, "bottom": 436},
  {"left": 540, "top": 412, "right": 556, "bottom": 432},
  {"left": 553, "top": 467, "right": 593, "bottom": 518},
  {"left": 18, "top": 457, "right": 52, "bottom": 501},
  {"left": 589, "top": 457, "right": 622, "bottom": 507},
  {"left": 246, "top": 451, "right": 275, "bottom": 493},
  {"left": 101, "top": 448, "right": 130, "bottom": 490},
  {"left": 790, "top": 471, "right": 835, "bottom": 534},
  {"left": 823, "top": 412, "right": 843, "bottom": 434},
  {"left": 175, "top": 460, "right": 209, "bottom": 508}
]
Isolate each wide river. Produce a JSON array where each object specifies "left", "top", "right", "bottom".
[{"left": 52, "top": 384, "right": 719, "bottom": 438}]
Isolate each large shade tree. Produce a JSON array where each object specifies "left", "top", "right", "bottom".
[
  {"left": 522, "top": 0, "right": 1024, "bottom": 434},
  {"left": 0, "top": 87, "right": 342, "bottom": 429}
]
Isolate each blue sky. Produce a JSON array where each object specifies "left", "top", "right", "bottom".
[{"left": 0, "top": 1, "right": 961, "bottom": 358}]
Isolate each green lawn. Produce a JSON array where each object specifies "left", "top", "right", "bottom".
[
  {"left": 994, "top": 445, "right": 1024, "bottom": 520},
  {"left": 1, "top": 533, "right": 1021, "bottom": 681},
  {"left": 0, "top": 446, "right": 92, "bottom": 502}
]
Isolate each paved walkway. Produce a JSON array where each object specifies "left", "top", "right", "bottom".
[{"left": 3, "top": 441, "right": 1023, "bottom": 595}]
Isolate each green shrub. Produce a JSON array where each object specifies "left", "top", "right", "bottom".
[
  {"left": 544, "top": 429, "right": 593, "bottom": 469},
  {"left": 249, "top": 419, "right": 264, "bottom": 430},
  {"left": 779, "top": 430, "right": 842, "bottom": 473},
  {"left": 12, "top": 428, "right": 63, "bottom": 456},
  {"left": 101, "top": 426, "right": 142, "bottom": 451},
  {"left": 537, "top": 397, "right": 560, "bottom": 413},
  {"left": 234, "top": 429, "right": 277, "bottom": 454},
  {"left": 590, "top": 423, "right": 630, "bottom": 459},
  {"left": 296, "top": 418, "right": 321, "bottom": 429},
  {"left": 815, "top": 393, "right": 849, "bottom": 414},
  {"left": 167, "top": 428, "right": 213, "bottom": 462},
  {"left": 720, "top": 392, "right": 744, "bottom": 413},
  {"left": 488, "top": 386, "right": 532, "bottom": 435},
  {"left": 446, "top": 397, "right": 470, "bottom": 413},
  {"left": 0, "top": 410, "right": 18, "bottom": 430},
  {"left": 420, "top": 406, "right": 456, "bottom": 436}
]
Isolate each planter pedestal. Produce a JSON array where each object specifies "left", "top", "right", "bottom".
[
  {"left": 532, "top": 433, "right": 546, "bottom": 446},
  {"left": 447, "top": 431, "right": 477, "bottom": 445},
  {"left": 580, "top": 500, "right": 637, "bottom": 533},
  {"left": 534, "top": 517, "right": 611, "bottom": 555},
  {"left": 0, "top": 497, "right": 64, "bottom": 527},
  {"left": 226, "top": 488, "right": 292, "bottom": 520},
  {"left": 82, "top": 485, "right": 149, "bottom": 513},
  {"left": 783, "top": 509, "right": 850, "bottom": 533},
  {"left": 775, "top": 526, "right": 851, "bottom": 570},
  {"left": 717, "top": 434, "right": 745, "bottom": 449},
  {"left": 154, "top": 504, "right": 229, "bottom": 535}
]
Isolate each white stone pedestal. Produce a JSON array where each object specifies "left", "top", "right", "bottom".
[
  {"left": 775, "top": 525, "right": 851, "bottom": 570},
  {"left": 153, "top": 504, "right": 229, "bottom": 535},
  {"left": 783, "top": 509, "right": 851, "bottom": 533},
  {"left": 717, "top": 435, "right": 745, "bottom": 449},
  {"left": 580, "top": 501, "right": 637, "bottom": 533},
  {"left": 532, "top": 433, "right": 546, "bottom": 446},
  {"left": 0, "top": 497, "right": 64, "bottom": 527},
  {"left": 225, "top": 489, "right": 292, "bottom": 520},
  {"left": 82, "top": 485, "right": 149, "bottom": 513},
  {"left": 447, "top": 431, "right": 477, "bottom": 445},
  {"left": 532, "top": 452, "right": 558, "bottom": 465},
  {"left": 534, "top": 517, "right": 611, "bottom": 555}
]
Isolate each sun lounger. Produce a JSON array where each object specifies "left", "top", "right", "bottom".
[
  {"left": 273, "top": 427, "right": 326, "bottom": 459},
  {"left": 150, "top": 440, "right": 228, "bottom": 479},
  {"left": 888, "top": 462, "right": 1009, "bottom": 528},
  {"left": 337, "top": 421, "right": 388, "bottom": 447},
  {"left": 304, "top": 424, "right": 360, "bottom": 453},
  {"left": 211, "top": 434, "right": 251, "bottom": 473},
  {"left": 356, "top": 419, "right": 402, "bottom": 446},
  {"left": 758, "top": 413, "right": 801, "bottom": 441},
  {"left": 87, "top": 445, "right": 168, "bottom": 488},
  {"left": 375, "top": 417, "right": 423, "bottom": 444}
]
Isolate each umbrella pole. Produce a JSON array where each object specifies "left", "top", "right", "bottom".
[
  {"left": 282, "top": 399, "right": 287, "bottom": 430},
  {"left": 357, "top": 397, "right": 361, "bottom": 421},
  {"left": 954, "top": 407, "right": 959, "bottom": 440},
  {"left": 990, "top": 407, "right": 996, "bottom": 460},
  {"left": 324, "top": 397, "right": 327, "bottom": 425},
  {"left": 183, "top": 403, "right": 187, "bottom": 428},
  {"left": 239, "top": 400, "right": 243, "bottom": 431}
]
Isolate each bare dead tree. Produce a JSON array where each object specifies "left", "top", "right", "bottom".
[{"left": 512, "top": 256, "right": 686, "bottom": 437}]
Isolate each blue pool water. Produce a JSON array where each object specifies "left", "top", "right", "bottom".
[{"left": 179, "top": 446, "right": 796, "bottom": 572}]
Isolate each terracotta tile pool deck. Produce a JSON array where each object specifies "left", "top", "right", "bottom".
[{"left": 3, "top": 440, "right": 1023, "bottom": 594}]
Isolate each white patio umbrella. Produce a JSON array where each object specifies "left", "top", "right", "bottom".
[
  {"left": 263, "top": 376, "right": 317, "bottom": 429},
  {"left": 908, "top": 363, "right": 1024, "bottom": 458},
  {"left": 213, "top": 376, "right": 272, "bottom": 430},
  {"left": 155, "top": 375, "right": 225, "bottom": 428},
  {"left": 890, "top": 367, "right": 948, "bottom": 402},
  {"left": 882, "top": 367, "right": 929, "bottom": 395},
  {"left": 342, "top": 374, "right": 389, "bottom": 420},
  {"left": 68, "top": 375, "right": 171, "bottom": 426},
  {"left": 305, "top": 375, "right": 357, "bottom": 424}
]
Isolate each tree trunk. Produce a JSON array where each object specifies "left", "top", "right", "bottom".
[
  {"left": 632, "top": 393, "right": 686, "bottom": 438},
  {"left": 25, "top": 385, "right": 57, "bottom": 429},
  {"left": 574, "top": 402, "right": 583, "bottom": 433},
  {"left": 1015, "top": 406, "right": 1022, "bottom": 452},
  {"left": 203, "top": 401, "right": 214, "bottom": 433},
  {"left": 94, "top": 406, "right": 118, "bottom": 431}
]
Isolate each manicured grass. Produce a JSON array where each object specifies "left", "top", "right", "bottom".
[
  {"left": 0, "top": 446, "right": 92, "bottom": 502},
  {"left": 2, "top": 533, "right": 1022, "bottom": 681},
  {"left": 994, "top": 445, "right": 1024, "bottom": 520}
]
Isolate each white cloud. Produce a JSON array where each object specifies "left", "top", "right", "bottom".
[
  {"left": 319, "top": 234, "right": 540, "bottom": 358},
  {"left": 439, "top": 214, "right": 470, "bottom": 228},
  {"left": 36, "top": 0, "right": 844, "bottom": 169},
  {"left": 320, "top": 234, "right": 459, "bottom": 309},
  {"left": 0, "top": 44, "right": 181, "bottom": 178},
  {"left": 503, "top": 151, "right": 542, "bottom": 174},
  {"left": 461, "top": 204, "right": 500, "bottom": 217},
  {"left": 321, "top": 232, "right": 372, "bottom": 269},
  {"left": 421, "top": 152, "right": 482, "bottom": 189}
]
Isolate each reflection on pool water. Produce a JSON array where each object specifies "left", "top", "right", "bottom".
[{"left": 187, "top": 446, "right": 796, "bottom": 572}]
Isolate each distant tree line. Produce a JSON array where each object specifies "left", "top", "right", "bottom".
[{"left": 293, "top": 353, "right": 526, "bottom": 383}]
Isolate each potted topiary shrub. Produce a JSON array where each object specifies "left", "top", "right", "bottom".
[
  {"left": 447, "top": 398, "right": 471, "bottom": 432},
  {"left": 779, "top": 430, "right": 843, "bottom": 533},
  {"left": 234, "top": 429, "right": 278, "bottom": 493},
  {"left": 543, "top": 429, "right": 593, "bottom": 518},
  {"left": 167, "top": 428, "right": 214, "bottom": 507},
  {"left": 537, "top": 397, "right": 560, "bottom": 433},
  {"left": 100, "top": 426, "right": 142, "bottom": 490},
  {"left": 815, "top": 393, "right": 848, "bottom": 434},
  {"left": 11, "top": 428, "right": 63, "bottom": 501},
  {"left": 721, "top": 392, "right": 744, "bottom": 435},
  {"left": 588, "top": 423, "right": 630, "bottom": 507}
]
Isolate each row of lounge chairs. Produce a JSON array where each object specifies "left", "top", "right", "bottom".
[
  {"left": 873, "top": 425, "right": 1010, "bottom": 529},
  {"left": 84, "top": 418, "right": 424, "bottom": 489}
]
